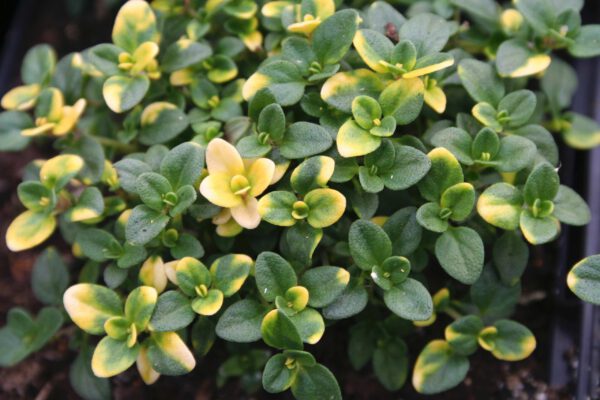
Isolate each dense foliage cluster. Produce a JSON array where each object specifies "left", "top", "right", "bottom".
[{"left": 1, "top": 0, "right": 600, "bottom": 398}]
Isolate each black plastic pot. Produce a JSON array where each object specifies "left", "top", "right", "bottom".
[
  {"left": 0, "top": 1, "right": 599, "bottom": 398},
  {"left": 547, "top": 3, "right": 600, "bottom": 399}
]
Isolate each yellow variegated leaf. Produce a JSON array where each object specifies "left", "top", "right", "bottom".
[
  {"left": 1, "top": 84, "right": 41, "bottom": 111},
  {"left": 337, "top": 119, "right": 381, "bottom": 157},
  {"left": 137, "top": 346, "right": 160, "bottom": 385},
  {"left": 39, "top": 154, "right": 84, "bottom": 188},
  {"left": 92, "top": 336, "right": 139, "bottom": 378},
  {"left": 6, "top": 210, "right": 56, "bottom": 252},
  {"left": 147, "top": 332, "right": 196, "bottom": 375},
  {"left": 304, "top": 188, "right": 346, "bottom": 228},
  {"left": 191, "top": 288, "right": 224, "bottom": 315},
  {"left": 139, "top": 256, "right": 168, "bottom": 293},
  {"left": 63, "top": 283, "right": 123, "bottom": 335},
  {"left": 112, "top": 0, "right": 159, "bottom": 53}
]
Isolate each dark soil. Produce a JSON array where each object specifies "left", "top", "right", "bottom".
[{"left": 0, "top": 1, "right": 585, "bottom": 399}]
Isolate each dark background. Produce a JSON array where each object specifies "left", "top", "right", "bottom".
[{"left": 0, "top": 1, "right": 598, "bottom": 399}]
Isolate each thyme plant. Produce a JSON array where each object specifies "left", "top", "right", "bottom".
[{"left": 1, "top": 0, "right": 600, "bottom": 398}]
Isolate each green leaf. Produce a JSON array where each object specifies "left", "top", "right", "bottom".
[
  {"left": 280, "top": 122, "right": 333, "bottom": 159},
  {"left": 111, "top": 0, "right": 158, "bottom": 53},
  {"left": 289, "top": 308, "right": 325, "bottom": 344},
  {"left": 449, "top": 0, "right": 499, "bottom": 25},
  {"left": 291, "top": 364, "right": 341, "bottom": 400},
  {"left": 365, "top": 2, "right": 406, "bottom": 36},
  {"left": 147, "top": 331, "right": 196, "bottom": 375},
  {"left": 477, "top": 183, "right": 523, "bottom": 230},
  {"left": 0, "top": 307, "right": 63, "bottom": 367},
  {"left": 300, "top": 266, "right": 350, "bottom": 308},
  {"left": 258, "top": 103, "right": 286, "bottom": 142},
  {"left": 381, "top": 144, "right": 431, "bottom": 190},
  {"left": 498, "top": 89, "right": 537, "bottom": 128},
  {"left": 216, "top": 299, "right": 269, "bottom": 342},
  {"left": 553, "top": 185, "right": 591, "bottom": 226},
  {"left": 261, "top": 309, "right": 303, "bottom": 350},
  {"left": 496, "top": 39, "right": 551, "bottom": 78},
  {"left": 161, "top": 39, "right": 213, "bottom": 72},
  {"left": 458, "top": 59, "right": 504, "bottom": 106},
  {"left": 17, "top": 181, "right": 54, "bottom": 213},
  {"left": 373, "top": 339, "right": 409, "bottom": 391},
  {"left": 399, "top": 13, "right": 451, "bottom": 56},
  {"left": 495, "top": 136, "right": 536, "bottom": 172},
  {"left": 77, "top": 228, "right": 122, "bottom": 262},
  {"left": 69, "top": 347, "right": 111, "bottom": 400},
  {"left": 349, "top": 220, "right": 392, "bottom": 271},
  {"left": 435, "top": 227, "right": 484, "bottom": 284},
  {"left": 383, "top": 207, "right": 423, "bottom": 256},
  {"left": 440, "top": 183, "right": 475, "bottom": 222},
  {"left": 412, "top": 340, "right": 469, "bottom": 394},
  {"left": 348, "top": 321, "right": 376, "bottom": 369},
  {"left": 312, "top": 9, "right": 359, "bottom": 65},
  {"left": 493, "top": 231, "right": 529, "bottom": 286},
  {"left": 523, "top": 163, "right": 559, "bottom": 205},
  {"left": 417, "top": 202, "right": 449, "bottom": 233},
  {"left": 136, "top": 172, "right": 172, "bottom": 211},
  {"left": 210, "top": 254, "right": 252, "bottom": 297},
  {"left": 243, "top": 60, "right": 305, "bottom": 106},
  {"left": 569, "top": 25, "right": 600, "bottom": 58},
  {"left": 322, "top": 278, "right": 369, "bottom": 320},
  {"left": 126, "top": 205, "right": 170, "bottom": 246},
  {"left": 478, "top": 320, "right": 536, "bottom": 361},
  {"left": 418, "top": 147, "right": 464, "bottom": 202},
  {"left": 445, "top": 315, "right": 484, "bottom": 356},
  {"left": 568, "top": 255, "right": 600, "bottom": 305},
  {"left": 0, "top": 111, "right": 32, "bottom": 151},
  {"left": 283, "top": 223, "right": 323, "bottom": 266},
  {"left": 383, "top": 278, "right": 433, "bottom": 321},
  {"left": 431, "top": 127, "right": 474, "bottom": 165},
  {"left": 6, "top": 210, "right": 56, "bottom": 252},
  {"left": 519, "top": 209, "right": 560, "bottom": 245},
  {"left": 31, "top": 247, "right": 69, "bottom": 305},
  {"left": 255, "top": 252, "right": 297, "bottom": 302},
  {"left": 21, "top": 44, "right": 56, "bottom": 85},
  {"left": 321, "top": 69, "right": 384, "bottom": 113},
  {"left": 541, "top": 58, "right": 577, "bottom": 114},
  {"left": 149, "top": 290, "right": 195, "bottom": 332},
  {"left": 514, "top": 0, "right": 555, "bottom": 33},
  {"left": 262, "top": 354, "right": 296, "bottom": 393},
  {"left": 379, "top": 78, "right": 424, "bottom": 125},
  {"left": 139, "top": 102, "right": 190, "bottom": 145},
  {"left": 471, "top": 265, "right": 520, "bottom": 321},
  {"left": 103, "top": 74, "right": 150, "bottom": 113},
  {"left": 114, "top": 159, "right": 152, "bottom": 194}
]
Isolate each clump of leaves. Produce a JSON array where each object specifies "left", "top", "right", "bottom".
[{"left": 1, "top": 0, "right": 599, "bottom": 398}]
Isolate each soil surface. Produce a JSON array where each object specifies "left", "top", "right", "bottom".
[{"left": 0, "top": 1, "right": 586, "bottom": 399}]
